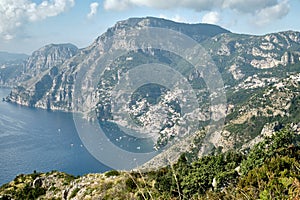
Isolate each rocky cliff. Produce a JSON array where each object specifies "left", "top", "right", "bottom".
[
  {"left": 22, "top": 43, "right": 79, "bottom": 81},
  {"left": 6, "top": 18, "right": 300, "bottom": 113},
  {"left": 4, "top": 16, "right": 300, "bottom": 158},
  {"left": 2, "top": 18, "right": 222, "bottom": 117}
]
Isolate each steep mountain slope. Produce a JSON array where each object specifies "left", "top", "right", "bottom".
[
  {"left": 22, "top": 43, "right": 79, "bottom": 81},
  {"left": 6, "top": 17, "right": 230, "bottom": 111},
  {"left": 5, "top": 17, "right": 300, "bottom": 159},
  {"left": 7, "top": 18, "right": 300, "bottom": 112},
  {"left": 218, "top": 72, "right": 300, "bottom": 150},
  {"left": 1, "top": 17, "right": 300, "bottom": 199},
  {"left": 102, "top": 16, "right": 231, "bottom": 43},
  {"left": 202, "top": 31, "right": 300, "bottom": 86}
]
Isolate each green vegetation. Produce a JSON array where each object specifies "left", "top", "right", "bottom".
[
  {"left": 1, "top": 127, "right": 299, "bottom": 199},
  {"left": 125, "top": 127, "right": 300, "bottom": 199},
  {"left": 105, "top": 170, "right": 120, "bottom": 177},
  {"left": 69, "top": 188, "right": 80, "bottom": 199},
  {"left": 0, "top": 175, "right": 46, "bottom": 200}
]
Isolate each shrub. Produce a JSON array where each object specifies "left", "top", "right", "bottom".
[
  {"left": 69, "top": 188, "right": 80, "bottom": 199},
  {"left": 105, "top": 170, "right": 120, "bottom": 177}
]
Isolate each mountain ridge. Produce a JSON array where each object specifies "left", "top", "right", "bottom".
[{"left": 2, "top": 16, "right": 300, "bottom": 167}]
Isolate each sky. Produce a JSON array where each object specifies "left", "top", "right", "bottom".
[{"left": 0, "top": 0, "right": 300, "bottom": 54}]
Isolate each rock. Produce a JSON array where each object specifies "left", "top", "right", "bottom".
[
  {"left": 234, "top": 166, "right": 241, "bottom": 175},
  {"left": 212, "top": 177, "right": 217, "bottom": 189},
  {"left": 63, "top": 189, "right": 69, "bottom": 200}
]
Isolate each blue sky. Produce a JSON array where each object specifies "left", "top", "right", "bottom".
[{"left": 1, "top": 0, "right": 300, "bottom": 54}]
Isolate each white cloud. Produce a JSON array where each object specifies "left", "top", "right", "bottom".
[
  {"left": 172, "top": 14, "right": 188, "bottom": 23},
  {"left": 104, "top": 0, "right": 222, "bottom": 11},
  {"left": 223, "top": 0, "right": 278, "bottom": 13},
  {"left": 159, "top": 14, "right": 188, "bottom": 23},
  {"left": 103, "top": 0, "right": 290, "bottom": 25},
  {"left": 3, "top": 34, "right": 14, "bottom": 41},
  {"left": 104, "top": 0, "right": 132, "bottom": 11},
  {"left": 254, "top": 0, "right": 290, "bottom": 26},
  {"left": 103, "top": 0, "right": 280, "bottom": 12},
  {"left": 0, "top": 0, "right": 75, "bottom": 40},
  {"left": 87, "top": 2, "right": 99, "bottom": 19},
  {"left": 201, "top": 11, "right": 220, "bottom": 24}
]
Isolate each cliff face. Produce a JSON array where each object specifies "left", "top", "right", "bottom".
[
  {"left": 22, "top": 43, "right": 79, "bottom": 81},
  {"left": 4, "top": 17, "right": 300, "bottom": 154},
  {"left": 5, "top": 17, "right": 230, "bottom": 111},
  {"left": 6, "top": 43, "right": 78, "bottom": 110},
  {"left": 202, "top": 31, "right": 300, "bottom": 74},
  {"left": 6, "top": 18, "right": 300, "bottom": 113}
]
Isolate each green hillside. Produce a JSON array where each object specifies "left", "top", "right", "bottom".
[{"left": 1, "top": 127, "right": 299, "bottom": 199}]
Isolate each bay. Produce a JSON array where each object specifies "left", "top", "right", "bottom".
[{"left": 0, "top": 88, "right": 111, "bottom": 186}]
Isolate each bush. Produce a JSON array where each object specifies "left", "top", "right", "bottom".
[
  {"left": 238, "top": 156, "right": 300, "bottom": 199},
  {"left": 125, "top": 178, "right": 137, "bottom": 191},
  {"left": 105, "top": 170, "right": 120, "bottom": 177},
  {"left": 69, "top": 188, "right": 80, "bottom": 199},
  {"left": 240, "top": 127, "right": 300, "bottom": 175}
]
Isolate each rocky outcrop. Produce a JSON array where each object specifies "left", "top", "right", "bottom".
[
  {"left": 6, "top": 43, "right": 78, "bottom": 110},
  {"left": 7, "top": 18, "right": 300, "bottom": 115},
  {"left": 21, "top": 43, "right": 78, "bottom": 81},
  {"left": 4, "top": 17, "right": 300, "bottom": 156},
  {"left": 6, "top": 17, "right": 230, "bottom": 111},
  {"left": 0, "top": 171, "right": 138, "bottom": 200}
]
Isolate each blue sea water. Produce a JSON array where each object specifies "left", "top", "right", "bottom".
[{"left": 0, "top": 88, "right": 111, "bottom": 185}]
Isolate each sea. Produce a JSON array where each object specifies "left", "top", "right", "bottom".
[{"left": 0, "top": 88, "right": 112, "bottom": 185}]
